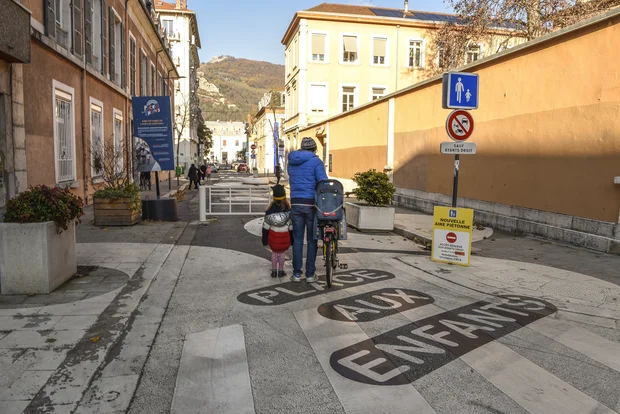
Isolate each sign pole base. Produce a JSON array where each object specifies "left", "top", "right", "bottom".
[
  {"left": 452, "top": 154, "right": 459, "bottom": 207},
  {"left": 155, "top": 171, "right": 161, "bottom": 199}
]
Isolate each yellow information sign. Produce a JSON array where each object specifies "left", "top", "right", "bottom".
[{"left": 431, "top": 206, "right": 474, "bottom": 267}]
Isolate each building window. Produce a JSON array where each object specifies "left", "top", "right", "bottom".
[
  {"left": 311, "top": 33, "right": 326, "bottom": 62},
  {"left": 309, "top": 83, "right": 327, "bottom": 114},
  {"left": 341, "top": 86, "right": 356, "bottom": 112},
  {"left": 50, "top": 0, "right": 71, "bottom": 48},
  {"left": 371, "top": 86, "right": 386, "bottom": 100},
  {"left": 159, "top": 72, "right": 164, "bottom": 95},
  {"left": 114, "top": 110, "right": 123, "bottom": 173},
  {"left": 409, "top": 40, "right": 423, "bottom": 68},
  {"left": 162, "top": 19, "right": 174, "bottom": 36},
  {"left": 86, "top": 0, "right": 103, "bottom": 70},
  {"left": 90, "top": 100, "right": 104, "bottom": 178},
  {"left": 372, "top": 37, "right": 387, "bottom": 65},
  {"left": 342, "top": 35, "right": 358, "bottom": 63},
  {"left": 53, "top": 82, "right": 76, "bottom": 183},
  {"left": 223, "top": 140, "right": 227, "bottom": 147},
  {"left": 130, "top": 36, "right": 136, "bottom": 95},
  {"left": 466, "top": 44, "right": 481, "bottom": 63},
  {"left": 140, "top": 50, "right": 147, "bottom": 95},
  {"left": 151, "top": 63, "right": 156, "bottom": 95}
]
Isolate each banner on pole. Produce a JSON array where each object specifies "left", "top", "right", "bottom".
[{"left": 133, "top": 96, "right": 175, "bottom": 172}]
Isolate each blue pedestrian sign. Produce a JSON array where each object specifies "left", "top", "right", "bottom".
[{"left": 442, "top": 72, "right": 479, "bottom": 110}]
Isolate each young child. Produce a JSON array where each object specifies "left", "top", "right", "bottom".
[{"left": 262, "top": 184, "right": 293, "bottom": 278}]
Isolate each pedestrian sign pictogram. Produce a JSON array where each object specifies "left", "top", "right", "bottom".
[
  {"left": 432, "top": 206, "right": 474, "bottom": 266},
  {"left": 442, "top": 72, "right": 479, "bottom": 109},
  {"left": 446, "top": 110, "right": 475, "bottom": 141}
]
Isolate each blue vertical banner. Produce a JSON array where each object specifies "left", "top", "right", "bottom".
[
  {"left": 273, "top": 121, "right": 279, "bottom": 168},
  {"left": 133, "top": 96, "right": 175, "bottom": 172}
]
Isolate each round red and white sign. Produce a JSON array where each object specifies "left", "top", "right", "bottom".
[
  {"left": 446, "top": 232, "right": 457, "bottom": 243},
  {"left": 446, "top": 110, "right": 474, "bottom": 142},
  {"left": 250, "top": 144, "right": 256, "bottom": 150}
]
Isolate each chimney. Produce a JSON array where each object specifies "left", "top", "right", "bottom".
[
  {"left": 175, "top": 0, "right": 181, "bottom": 8},
  {"left": 182, "top": 0, "right": 187, "bottom": 8},
  {"left": 404, "top": 0, "right": 409, "bottom": 13}
]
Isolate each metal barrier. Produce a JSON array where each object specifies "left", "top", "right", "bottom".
[{"left": 199, "top": 185, "right": 272, "bottom": 221}]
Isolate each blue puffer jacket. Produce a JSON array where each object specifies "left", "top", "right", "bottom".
[{"left": 287, "top": 150, "right": 328, "bottom": 204}]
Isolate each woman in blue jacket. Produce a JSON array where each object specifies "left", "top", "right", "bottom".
[{"left": 287, "top": 137, "right": 328, "bottom": 283}]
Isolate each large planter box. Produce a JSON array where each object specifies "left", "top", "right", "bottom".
[
  {"left": 0, "top": 221, "right": 77, "bottom": 295},
  {"left": 345, "top": 202, "right": 395, "bottom": 231},
  {"left": 94, "top": 197, "right": 141, "bottom": 226}
]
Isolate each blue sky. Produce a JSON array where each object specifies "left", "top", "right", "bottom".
[{"left": 190, "top": 0, "right": 452, "bottom": 65}]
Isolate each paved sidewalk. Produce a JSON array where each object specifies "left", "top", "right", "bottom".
[{"left": 140, "top": 177, "right": 188, "bottom": 200}]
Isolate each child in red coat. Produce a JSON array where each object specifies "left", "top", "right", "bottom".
[{"left": 262, "top": 185, "right": 293, "bottom": 278}]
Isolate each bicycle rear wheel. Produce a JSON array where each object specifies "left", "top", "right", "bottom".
[{"left": 325, "top": 237, "right": 333, "bottom": 288}]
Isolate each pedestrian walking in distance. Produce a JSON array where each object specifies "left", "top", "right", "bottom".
[
  {"left": 200, "top": 164, "right": 207, "bottom": 183},
  {"left": 262, "top": 184, "right": 293, "bottom": 278},
  {"left": 206, "top": 164, "right": 212, "bottom": 182},
  {"left": 187, "top": 164, "right": 199, "bottom": 189}
]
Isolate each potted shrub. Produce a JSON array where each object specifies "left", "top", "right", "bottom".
[
  {"left": 346, "top": 169, "right": 396, "bottom": 231},
  {"left": 92, "top": 140, "right": 142, "bottom": 226},
  {"left": 1, "top": 185, "right": 84, "bottom": 294}
]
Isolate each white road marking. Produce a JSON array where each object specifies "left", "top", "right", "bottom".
[
  {"left": 528, "top": 317, "right": 620, "bottom": 373},
  {"left": 295, "top": 308, "right": 436, "bottom": 414},
  {"left": 461, "top": 341, "right": 616, "bottom": 414},
  {"left": 171, "top": 324, "right": 255, "bottom": 414}
]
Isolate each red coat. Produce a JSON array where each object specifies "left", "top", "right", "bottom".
[{"left": 268, "top": 229, "right": 291, "bottom": 252}]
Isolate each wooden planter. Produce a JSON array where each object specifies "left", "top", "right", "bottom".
[{"left": 94, "top": 197, "right": 141, "bottom": 226}]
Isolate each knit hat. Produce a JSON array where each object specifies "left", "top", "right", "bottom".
[
  {"left": 301, "top": 137, "right": 317, "bottom": 152},
  {"left": 272, "top": 184, "right": 286, "bottom": 201}
]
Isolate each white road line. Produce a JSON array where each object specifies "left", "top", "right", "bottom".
[
  {"left": 171, "top": 324, "right": 255, "bottom": 414},
  {"left": 295, "top": 308, "right": 436, "bottom": 414},
  {"left": 461, "top": 341, "right": 616, "bottom": 414},
  {"left": 528, "top": 317, "right": 620, "bottom": 373}
]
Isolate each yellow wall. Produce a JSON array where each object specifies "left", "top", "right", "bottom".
[{"left": 312, "top": 12, "right": 620, "bottom": 222}]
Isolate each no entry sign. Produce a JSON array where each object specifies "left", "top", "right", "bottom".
[{"left": 446, "top": 110, "right": 474, "bottom": 142}]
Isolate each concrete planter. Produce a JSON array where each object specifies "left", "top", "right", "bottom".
[
  {"left": 0, "top": 221, "right": 77, "bottom": 295},
  {"left": 345, "top": 202, "right": 395, "bottom": 231},
  {"left": 94, "top": 197, "right": 141, "bottom": 226}
]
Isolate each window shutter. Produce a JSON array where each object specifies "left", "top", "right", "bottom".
[
  {"left": 312, "top": 34, "right": 325, "bottom": 55},
  {"left": 109, "top": 6, "right": 115, "bottom": 80},
  {"left": 84, "top": 0, "right": 92, "bottom": 63},
  {"left": 374, "top": 38, "right": 386, "bottom": 57},
  {"left": 121, "top": 23, "right": 126, "bottom": 88},
  {"left": 73, "top": 0, "right": 83, "bottom": 56},
  {"left": 101, "top": 0, "right": 107, "bottom": 75},
  {"left": 45, "top": 0, "right": 56, "bottom": 38}
]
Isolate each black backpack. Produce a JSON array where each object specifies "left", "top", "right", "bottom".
[{"left": 315, "top": 180, "right": 344, "bottom": 221}]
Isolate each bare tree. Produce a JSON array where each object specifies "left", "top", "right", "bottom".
[
  {"left": 427, "top": 0, "right": 620, "bottom": 74},
  {"left": 91, "top": 136, "right": 130, "bottom": 191},
  {"left": 174, "top": 93, "right": 191, "bottom": 183}
]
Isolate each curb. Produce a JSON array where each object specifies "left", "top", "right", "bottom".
[
  {"left": 393, "top": 225, "right": 482, "bottom": 253},
  {"left": 163, "top": 183, "right": 189, "bottom": 199}
]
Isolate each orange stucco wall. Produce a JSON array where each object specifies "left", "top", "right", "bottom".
[{"left": 315, "top": 12, "right": 620, "bottom": 223}]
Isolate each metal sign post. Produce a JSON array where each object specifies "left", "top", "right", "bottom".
[{"left": 445, "top": 109, "right": 475, "bottom": 207}]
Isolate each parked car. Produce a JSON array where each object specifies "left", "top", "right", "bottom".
[{"left": 237, "top": 163, "right": 248, "bottom": 172}]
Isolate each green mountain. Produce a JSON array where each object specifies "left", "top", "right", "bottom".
[{"left": 197, "top": 56, "right": 285, "bottom": 122}]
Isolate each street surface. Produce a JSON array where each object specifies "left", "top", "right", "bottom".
[{"left": 0, "top": 171, "right": 619, "bottom": 413}]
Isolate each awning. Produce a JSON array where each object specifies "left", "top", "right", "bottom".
[
  {"left": 374, "top": 38, "right": 387, "bottom": 56},
  {"left": 343, "top": 36, "right": 357, "bottom": 53},
  {"left": 312, "top": 34, "right": 326, "bottom": 55}
]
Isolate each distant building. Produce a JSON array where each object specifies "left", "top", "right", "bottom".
[
  {"left": 207, "top": 121, "right": 246, "bottom": 165},
  {"left": 251, "top": 92, "right": 286, "bottom": 174},
  {"left": 155, "top": 0, "right": 202, "bottom": 169}
]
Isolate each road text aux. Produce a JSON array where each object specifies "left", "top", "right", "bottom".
[
  {"left": 318, "top": 288, "right": 434, "bottom": 322},
  {"left": 237, "top": 270, "right": 396, "bottom": 306},
  {"left": 330, "top": 295, "right": 557, "bottom": 385}
]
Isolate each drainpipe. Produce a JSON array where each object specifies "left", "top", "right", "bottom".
[
  {"left": 125, "top": 0, "right": 131, "bottom": 184},
  {"left": 81, "top": 53, "right": 88, "bottom": 204}
]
